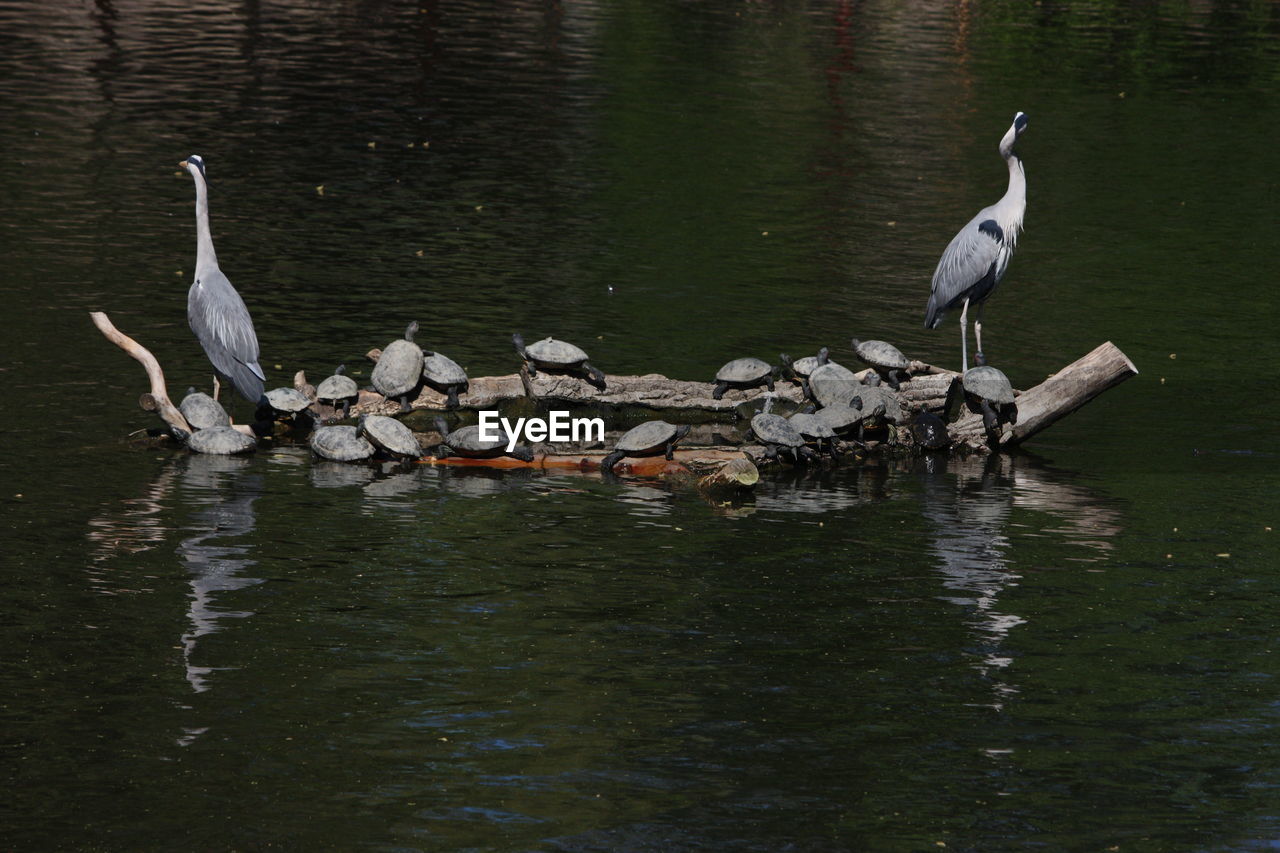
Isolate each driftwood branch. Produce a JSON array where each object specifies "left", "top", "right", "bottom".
[
  {"left": 951, "top": 341, "right": 1139, "bottom": 448},
  {"left": 90, "top": 311, "right": 254, "bottom": 438}
]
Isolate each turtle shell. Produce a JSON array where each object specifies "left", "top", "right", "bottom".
[
  {"left": 180, "top": 389, "right": 230, "bottom": 430},
  {"left": 963, "top": 366, "right": 1015, "bottom": 405},
  {"left": 422, "top": 352, "right": 468, "bottom": 385},
  {"left": 808, "top": 362, "right": 861, "bottom": 408},
  {"left": 855, "top": 384, "right": 906, "bottom": 425},
  {"left": 788, "top": 349, "right": 830, "bottom": 378},
  {"left": 788, "top": 413, "right": 836, "bottom": 440},
  {"left": 750, "top": 413, "right": 804, "bottom": 447},
  {"left": 716, "top": 357, "right": 772, "bottom": 384},
  {"left": 615, "top": 421, "right": 684, "bottom": 454},
  {"left": 316, "top": 369, "right": 358, "bottom": 402},
  {"left": 265, "top": 387, "right": 312, "bottom": 413},
  {"left": 187, "top": 425, "right": 256, "bottom": 455},
  {"left": 358, "top": 415, "right": 422, "bottom": 459},
  {"left": 443, "top": 424, "right": 510, "bottom": 457},
  {"left": 372, "top": 337, "right": 424, "bottom": 397},
  {"left": 525, "top": 337, "right": 589, "bottom": 366},
  {"left": 815, "top": 403, "right": 867, "bottom": 433},
  {"left": 310, "top": 425, "right": 375, "bottom": 462},
  {"left": 851, "top": 338, "right": 910, "bottom": 370}
]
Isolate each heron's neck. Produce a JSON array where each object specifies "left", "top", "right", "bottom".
[
  {"left": 193, "top": 172, "right": 218, "bottom": 271},
  {"left": 999, "top": 154, "right": 1026, "bottom": 242}
]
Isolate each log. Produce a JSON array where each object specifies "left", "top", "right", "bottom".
[
  {"left": 90, "top": 312, "right": 255, "bottom": 438},
  {"left": 950, "top": 341, "right": 1139, "bottom": 449},
  {"left": 698, "top": 457, "right": 761, "bottom": 491}
]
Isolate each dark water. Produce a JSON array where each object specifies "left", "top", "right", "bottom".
[{"left": 2, "top": 0, "right": 1278, "bottom": 849}]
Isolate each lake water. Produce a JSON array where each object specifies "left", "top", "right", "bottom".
[{"left": 2, "top": 0, "right": 1278, "bottom": 849}]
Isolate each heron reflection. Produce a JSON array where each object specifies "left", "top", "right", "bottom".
[{"left": 175, "top": 453, "right": 264, "bottom": 694}]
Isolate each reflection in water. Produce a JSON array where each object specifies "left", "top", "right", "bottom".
[
  {"left": 918, "top": 453, "right": 1123, "bottom": 711},
  {"left": 175, "top": 453, "right": 263, "bottom": 697}
]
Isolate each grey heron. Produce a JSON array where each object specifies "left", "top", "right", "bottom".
[
  {"left": 180, "top": 154, "right": 266, "bottom": 404},
  {"left": 924, "top": 112, "right": 1028, "bottom": 370}
]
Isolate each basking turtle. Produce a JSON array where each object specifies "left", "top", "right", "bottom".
[
  {"left": 600, "top": 421, "right": 691, "bottom": 472},
  {"left": 513, "top": 333, "right": 606, "bottom": 391},
  {"left": 850, "top": 338, "right": 912, "bottom": 390},
  {"left": 712, "top": 357, "right": 775, "bottom": 400},
  {"left": 749, "top": 413, "right": 816, "bottom": 463},
  {"left": 421, "top": 350, "right": 468, "bottom": 409},
  {"left": 310, "top": 425, "right": 375, "bottom": 462},
  {"left": 912, "top": 410, "right": 951, "bottom": 450},
  {"left": 852, "top": 383, "right": 906, "bottom": 425},
  {"left": 358, "top": 414, "right": 422, "bottom": 460},
  {"left": 948, "top": 361, "right": 1018, "bottom": 447},
  {"left": 434, "top": 416, "right": 535, "bottom": 462},
  {"left": 316, "top": 365, "right": 359, "bottom": 418},
  {"left": 807, "top": 361, "right": 862, "bottom": 409},
  {"left": 372, "top": 321, "right": 424, "bottom": 412},
  {"left": 778, "top": 348, "right": 829, "bottom": 397},
  {"left": 814, "top": 400, "right": 869, "bottom": 440},
  {"left": 788, "top": 412, "right": 838, "bottom": 455},
  {"left": 262, "top": 387, "right": 313, "bottom": 419},
  {"left": 180, "top": 387, "right": 230, "bottom": 430},
  {"left": 187, "top": 425, "right": 256, "bottom": 455}
]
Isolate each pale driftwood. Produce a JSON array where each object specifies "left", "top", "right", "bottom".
[
  {"left": 951, "top": 341, "right": 1139, "bottom": 449},
  {"left": 90, "top": 311, "right": 255, "bottom": 438},
  {"left": 698, "top": 457, "right": 761, "bottom": 491}
]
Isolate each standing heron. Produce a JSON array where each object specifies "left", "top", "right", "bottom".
[
  {"left": 180, "top": 154, "right": 265, "bottom": 405},
  {"left": 924, "top": 112, "right": 1028, "bottom": 370}
]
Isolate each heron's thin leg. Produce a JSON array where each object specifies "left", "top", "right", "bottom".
[
  {"left": 974, "top": 303, "right": 985, "bottom": 363},
  {"left": 212, "top": 376, "right": 221, "bottom": 402},
  {"left": 959, "top": 298, "right": 970, "bottom": 372}
]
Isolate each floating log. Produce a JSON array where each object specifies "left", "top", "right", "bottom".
[
  {"left": 90, "top": 312, "right": 257, "bottom": 439},
  {"left": 950, "top": 342, "right": 1138, "bottom": 449},
  {"left": 94, "top": 311, "right": 1137, "bottom": 468}
]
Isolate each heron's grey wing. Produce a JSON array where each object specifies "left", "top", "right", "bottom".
[
  {"left": 189, "top": 271, "right": 266, "bottom": 392},
  {"left": 923, "top": 214, "right": 1004, "bottom": 329}
]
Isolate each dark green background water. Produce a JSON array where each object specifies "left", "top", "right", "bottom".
[{"left": 2, "top": 1, "right": 1278, "bottom": 849}]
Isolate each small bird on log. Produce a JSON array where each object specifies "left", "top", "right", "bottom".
[
  {"left": 180, "top": 154, "right": 266, "bottom": 404},
  {"left": 924, "top": 112, "right": 1028, "bottom": 371}
]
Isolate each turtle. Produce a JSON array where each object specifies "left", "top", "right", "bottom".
[
  {"left": 316, "top": 364, "right": 359, "bottom": 418},
  {"left": 513, "top": 333, "right": 606, "bottom": 391},
  {"left": 310, "top": 425, "right": 375, "bottom": 462},
  {"left": 912, "top": 410, "right": 951, "bottom": 450},
  {"left": 852, "top": 383, "right": 906, "bottom": 425},
  {"left": 180, "top": 387, "right": 230, "bottom": 430},
  {"left": 358, "top": 414, "right": 422, "bottom": 460},
  {"left": 778, "top": 347, "right": 830, "bottom": 397},
  {"left": 187, "top": 425, "right": 256, "bottom": 455},
  {"left": 434, "top": 416, "right": 535, "bottom": 462},
  {"left": 712, "top": 357, "right": 775, "bottom": 400},
  {"left": 262, "top": 386, "right": 313, "bottom": 419},
  {"left": 372, "top": 321, "right": 424, "bottom": 412},
  {"left": 814, "top": 400, "right": 869, "bottom": 440},
  {"left": 788, "top": 412, "right": 838, "bottom": 455},
  {"left": 749, "top": 413, "right": 816, "bottom": 463},
  {"left": 421, "top": 350, "right": 468, "bottom": 409},
  {"left": 948, "top": 360, "right": 1018, "bottom": 447},
  {"left": 600, "top": 421, "right": 691, "bottom": 472},
  {"left": 807, "top": 361, "right": 862, "bottom": 409},
  {"left": 850, "top": 338, "right": 912, "bottom": 390}
]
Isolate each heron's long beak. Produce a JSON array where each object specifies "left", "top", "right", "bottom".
[{"left": 178, "top": 160, "right": 188, "bottom": 169}]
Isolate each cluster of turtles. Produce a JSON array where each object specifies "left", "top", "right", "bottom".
[{"left": 172, "top": 324, "right": 1019, "bottom": 467}]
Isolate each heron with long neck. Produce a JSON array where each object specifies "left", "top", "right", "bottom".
[
  {"left": 924, "top": 112, "right": 1028, "bottom": 370},
  {"left": 180, "top": 154, "right": 265, "bottom": 404}
]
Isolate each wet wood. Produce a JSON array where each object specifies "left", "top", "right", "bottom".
[
  {"left": 950, "top": 341, "right": 1139, "bottom": 449},
  {"left": 90, "top": 312, "right": 255, "bottom": 438},
  {"left": 698, "top": 457, "right": 761, "bottom": 490}
]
